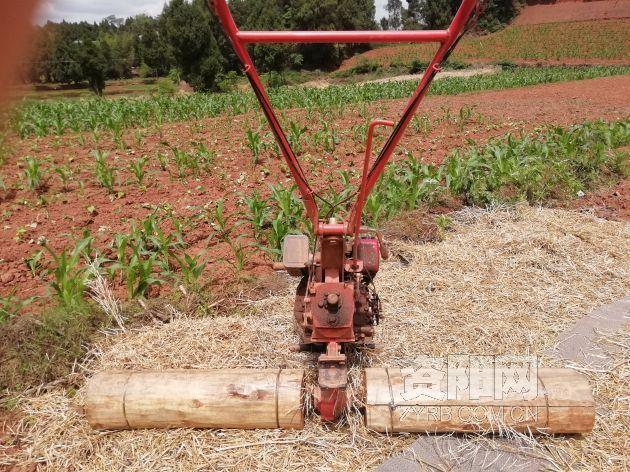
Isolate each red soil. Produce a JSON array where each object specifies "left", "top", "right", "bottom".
[
  {"left": 515, "top": 0, "right": 630, "bottom": 25},
  {"left": 571, "top": 179, "right": 630, "bottom": 221},
  {"left": 0, "top": 75, "right": 629, "bottom": 307}
]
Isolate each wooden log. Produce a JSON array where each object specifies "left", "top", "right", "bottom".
[
  {"left": 86, "top": 368, "right": 304, "bottom": 430},
  {"left": 364, "top": 367, "right": 594, "bottom": 434}
]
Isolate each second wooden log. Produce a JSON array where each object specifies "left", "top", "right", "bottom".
[{"left": 365, "top": 367, "right": 594, "bottom": 434}]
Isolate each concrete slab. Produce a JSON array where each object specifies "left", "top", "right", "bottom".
[
  {"left": 378, "top": 435, "right": 549, "bottom": 472},
  {"left": 549, "top": 296, "right": 629, "bottom": 369}
]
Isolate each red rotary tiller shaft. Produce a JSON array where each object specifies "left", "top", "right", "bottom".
[{"left": 209, "top": 0, "right": 479, "bottom": 421}]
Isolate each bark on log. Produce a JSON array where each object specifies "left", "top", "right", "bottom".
[
  {"left": 86, "top": 369, "right": 304, "bottom": 430},
  {"left": 364, "top": 367, "right": 594, "bottom": 434}
]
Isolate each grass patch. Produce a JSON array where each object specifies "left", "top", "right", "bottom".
[
  {"left": 0, "top": 303, "right": 106, "bottom": 393},
  {"left": 9, "top": 65, "right": 630, "bottom": 138}
]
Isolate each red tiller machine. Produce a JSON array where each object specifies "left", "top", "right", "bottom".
[{"left": 209, "top": 0, "right": 480, "bottom": 421}]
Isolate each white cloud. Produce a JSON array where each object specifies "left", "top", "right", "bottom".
[
  {"left": 375, "top": 0, "right": 388, "bottom": 20},
  {"left": 37, "top": 0, "right": 166, "bottom": 24},
  {"left": 37, "top": 0, "right": 390, "bottom": 25}
]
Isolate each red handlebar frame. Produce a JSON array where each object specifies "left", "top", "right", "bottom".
[
  {"left": 236, "top": 30, "right": 450, "bottom": 44},
  {"left": 208, "top": 0, "right": 478, "bottom": 233}
]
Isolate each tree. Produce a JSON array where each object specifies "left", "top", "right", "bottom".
[
  {"left": 24, "top": 0, "right": 384, "bottom": 86},
  {"left": 132, "top": 15, "right": 174, "bottom": 76},
  {"left": 101, "top": 31, "right": 134, "bottom": 79},
  {"left": 161, "top": 0, "right": 224, "bottom": 91},
  {"left": 419, "top": 0, "right": 456, "bottom": 29},
  {"left": 403, "top": 0, "right": 423, "bottom": 30},
  {"left": 418, "top": 0, "right": 520, "bottom": 31},
  {"left": 231, "top": 0, "right": 294, "bottom": 72},
  {"left": 79, "top": 39, "right": 108, "bottom": 95},
  {"left": 386, "top": 0, "right": 403, "bottom": 30},
  {"left": 285, "top": 0, "right": 377, "bottom": 69},
  {"left": 477, "top": 0, "right": 520, "bottom": 32},
  {"left": 28, "top": 23, "right": 58, "bottom": 83}
]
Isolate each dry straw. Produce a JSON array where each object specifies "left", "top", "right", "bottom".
[{"left": 3, "top": 205, "right": 629, "bottom": 471}]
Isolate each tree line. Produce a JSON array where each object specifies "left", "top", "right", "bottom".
[
  {"left": 383, "top": 0, "right": 520, "bottom": 31},
  {"left": 26, "top": 0, "right": 519, "bottom": 95}
]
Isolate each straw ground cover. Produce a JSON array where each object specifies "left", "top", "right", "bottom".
[{"left": 4, "top": 205, "right": 629, "bottom": 471}]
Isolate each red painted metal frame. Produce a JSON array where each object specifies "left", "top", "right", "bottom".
[
  {"left": 237, "top": 30, "right": 449, "bottom": 44},
  {"left": 208, "top": 0, "right": 478, "bottom": 233}
]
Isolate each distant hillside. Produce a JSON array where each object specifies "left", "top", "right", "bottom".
[
  {"left": 515, "top": 0, "right": 630, "bottom": 25},
  {"left": 340, "top": 18, "right": 630, "bottom": 70}
]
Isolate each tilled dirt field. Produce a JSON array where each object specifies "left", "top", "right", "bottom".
[
  {"left": 0, "top": 75, "right": 629, "bottom": 307},
  {"left": 3, "top": 206, "right": 629, "bottom": 471},
  {"left": 0, "top": 76, "right": 630, "bottom": 308}
]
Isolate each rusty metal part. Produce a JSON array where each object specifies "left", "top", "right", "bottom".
[{"left": 314, "top": 342, "right": 349, "bottom": 421}]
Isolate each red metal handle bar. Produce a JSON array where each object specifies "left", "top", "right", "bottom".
[
  {"left": 237, "top": 30, "right": 450, "bottom": 44},
  {"left": 209, "top": 0, "right": 478, "bottom": 233},
  {"left": 351, "top": 119, "right": 394, "bottom": 262}
]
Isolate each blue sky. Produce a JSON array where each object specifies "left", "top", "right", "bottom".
[{"left": 38, "top": 0, "right": 390, "bottom": 24}]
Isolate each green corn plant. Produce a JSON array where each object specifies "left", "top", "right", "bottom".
[
  {"left": 227, "top": 237, "right": 248, "bottom": 272},
  {"left": 319, "top": 171, "right": 356, "bottom": 219},
  {"left": 134, "top": 130, "right": 144, "bottom": 147},
  {"left": 171, "top": 147, "right": 193, "bottom": 178},
  {"left": 263, "top": 133, "right": 280, "bottom": 158},
  {"left": 8, "top": 67, "right": 630, "bottom": 139},
  {"left": 208, "top": 199, "right": 236, "bottom": 242},
  {"left": 364, "top": 189, "right": 385, "bottom": 227},
  {"left": 457, "top": 105, "right": 476, "bottom": 131},
  {"left": 352, "top": 121, "right": 369, "bottom": 144},
  {"left": 196, "top": 143, "right": 215, "bottom": 172},
  {"left": 129, "top": 155, "right": 149, "bottom": 185},
  {"left": 269, "top": 183, "right": 304, "bottom": 228},
  {"left": 440, "top": 106, "right": 453, "bottom": 124},
  {"left": 156, "top": 151, "right": 169, "bottom": 171},
  {"left": 148, "top": 223, "right": 185, "bottom": 263},
  {"left": 246, "top": 191, "right": 268, "bottom": 239},
  {"left": 435, "top": 214, "right": 453, "bottom": 238},
  {"left": 54, "top": 164, "right": 72, "bottom": 191},
  {"left": 40, "top": 235, "right": 93, "bottom": 308},
  {"left": 92, "top": 150, "right": 116, "bottom": 193},
  {"left": 264, "top": 216, "right": 290, "bottom": 258},
  {"left": 246, "top": 128, "right": 264, "bottom": 165},
  {"left": 0, "top": 131, "right": 10, "bottom": 166},
  {"left": 124, "top": 248, "right": 162, "bottom": 299},
  {"left": 411, "top": 114, "right": 432, "bottom": 136},
  {"left": 110, "top": 233, "right": 130, "bottom": 281},
  {"left": 25, "top": 248, "right": 45, "bottom": 277},
  {"left": 324, "top": 122, "right": 339, "bottom": 152},
  {"left": 111, "top": 122, "right": 126, "bottom": 150},
  {"left": 23, "top": 156, "right": 46, "bottom": 191},
  {"left": 287, "top": 121, "right": 308, "bottom": 154},
  {"left": 134, "top": 212, "right": 185, "bottom": 263},
  {"left": 174, "top": 251, "right": 208, "bottom": 288}
]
